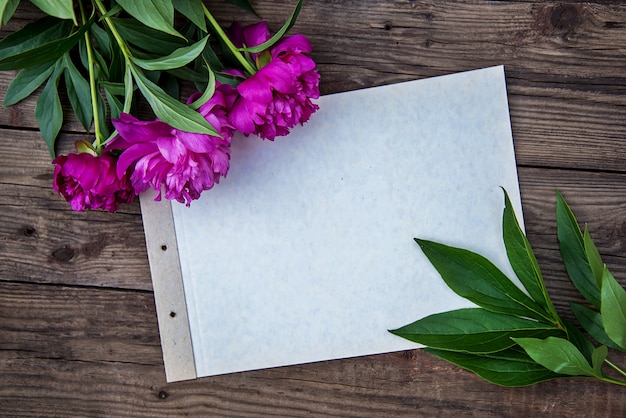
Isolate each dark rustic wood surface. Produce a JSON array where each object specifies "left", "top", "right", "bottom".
[{"left": 2, "top": 1, "right": 626, "bottom": 416}]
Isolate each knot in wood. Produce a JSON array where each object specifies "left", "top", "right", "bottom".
[
  {"left": 550, "top": 4, "right": 580, "bottom": 32},
  {"left": 52, "top": 246, "right": 75, "bottom": 263}
]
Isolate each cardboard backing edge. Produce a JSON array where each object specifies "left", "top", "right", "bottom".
[{"left": 139, "top": 192, "right": 197, "bottom": 382}]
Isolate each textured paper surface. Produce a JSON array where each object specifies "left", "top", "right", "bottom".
[{"left": 142, "top": 65, "right": 523, "bottom": 381}]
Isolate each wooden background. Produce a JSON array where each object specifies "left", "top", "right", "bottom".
[{"left": 2, "top": 0, "right": 626, "bottom": 416}]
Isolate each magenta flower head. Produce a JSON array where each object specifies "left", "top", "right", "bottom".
[
  {"left": 227, "top": 21, "right": 320, "bottom": 140},
  {"left": 109, "top": 88, "right": 234, "bottom": 206},
  {"left": 52, "top": 149, "right": 134, "bottom": 212},
  {"left": 191, "top": 81, "right": 238, "bottom": 140}
]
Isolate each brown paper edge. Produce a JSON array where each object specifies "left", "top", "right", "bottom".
[{"left": 139, "top": 193, "right": 197, "bottom": 382}]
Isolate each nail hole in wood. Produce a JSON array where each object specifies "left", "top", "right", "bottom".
[
  {"left": 169, "top": 311, "right": 176, "bottom": 318},
  {"left": 161, "top": 244, "right": 167, "bottom": 251},
  {"left": 22, "top": 226, "right": 37, "bottom": 237}
]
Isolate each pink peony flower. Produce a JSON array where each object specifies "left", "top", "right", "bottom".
[
  {"left": 52, "top": 151, "right": 134, "bottom": 212},
  {"left": 109, "top": 85, "right": 235, "bottom": 206},
  {"left": 227, "top": 21, "right": 320, "bottom": 140},
  {"left": 191, "top": 81, "right": 238, "bottom": 139}
]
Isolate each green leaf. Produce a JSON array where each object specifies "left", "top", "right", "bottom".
[
  {"left": 168, "top": 66, "right": 207, "bottom": 83},
  {"left": 238, "top": 0, "right": 302, "bottom": 53},
  {"left": 99, "top": 81, "right": 126, "bottom": 96},
  {"left": 95, "top": 89, "right": 109, "bottom": 138},
  {"left": 390, "top": 308, "right": 563, "bottom": 354},
  {"left": 513, "top": 336, "right": 596, "bottom": 377},
  {"left": 225, "top": 0, "right": 260, "bottom": 17},
  {"left": 189, "top": 61, "right": 215, "bottom": 110},
  {"left": 3, "top": 62, "right": 55, "bottom": 106},
  {"left": 132, "top": 67, "right": 219, "bottom": 136},
  {"left": 202, "top": 41, "right": 224, "bottom": 72},
  {"left": 116, "top": 0, "right": 182, "bottom": 39},
  {"left": 172, "top": 0, "right": 206, "bottom": 31},
  {"left": 0, "top": 15, "right": 93, "bottom": 71},
  {"left": 424, "top": 347, "right": 567, "bottom": 387},
  {"left": 584, "top": 225, "right": 604, "bottom": 288},
  {"left": 111, "top": 17, "right": 187, "bottom": 55},
  {"left": 600, "top": 266, "right": 626, "bottom": 350},
  {"left": 0, "top": 16, "right": 72, "bottom": 61},
  {"left": 215, "top": 71, "right": 244, "bottom": 87},
  {"left": 143, "top": 69, "right": 161, "bottom": 84},
  {"left": 570, "top": 302, "right": 626, "bottom": 352},
  {"left": 98, "top": 4, "right": 123, "bottom": 20},
  {"left": 104, "top": 88, "right": 123, "bottom": 120},
  {"left": 0, "top": 0, "right": 19, "bottom": 26},
  {"left": 63, "top": 55, "right": 93, "bottom": 131},
  {"left": 556, "top": 190, "right": 601, "bottom": 308},
  {"left": 563, "top": 319, "right": 595, "bottom": 362},
  {"left": 415, "top": 239, "right": 551, "bottom": 322},
  {"left": 78, "top": 34, "right": 89, "bottom": 69},
  {"left": 159, "top": 72, "right": 180, "bottom": 100},
  {"left": 501, "top": 188, "right": 556, "bottom": 316},
  {"left": 591, "top": 345, "right": 608, "bottom": 376},
  {"left": 29, "top": 0, "right": 76, "bottom": 24},
  {"left": 35, "top": 60, "right": 64, "bottom": 158},
  {"left": 122, "top": 65, "right": 134, "bottom": 114},
  {"left": 107, "top": 38, "right": 124, "bottom": 82},
  {"left": 131, "top": 36, "right": 208, "bottom": 70},
  {"left": 91, "top": 47, "right": 109, "bottom": 80},
  {"left": 89, "top": 23, "right": 112, "bottom": 61}
]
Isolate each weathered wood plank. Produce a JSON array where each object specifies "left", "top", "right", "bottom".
[
  {"left": 2, "top": 1, "right": 626, "bottom": 416},
  {"left": 1, "top": 1, "right": 625, "bottom": 171},
  {"left": 1, "top": 281, "right": 624, "bottom": 417},
  {"left": 518, "top": 167, "right": 626, "bottom": 319},
  {"left": 0, "top": 193, "right": 151, "bottom": 289},
  {"left": 0, "top": 282, "right": 161, "bottom": 365},
  {"left": 3, "top": 125, "right": 625, "bottom": 298},
  {"left": 217, "top": 0, "right": 626, "bottom": 172},
  {"left": 0, "top": 129, "right": 152, "bottom": 290}
]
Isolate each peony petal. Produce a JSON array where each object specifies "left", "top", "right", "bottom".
[
  {"left": 227, "top": 21, "right": 246, "bottom": 48},
  {"left": 256, "top": 60, "right": 297, "bottom": 94},
  {"left": 116, "top": 142, "right": 156, "bottom": 176},
  {"left": 157, "top": 134, "right": 190, "bottom": 164},
  {"left": 281, "top": 53, "right": 317, "bottom": 77},
  {"left": 271, "top": 34, "right": 312, "bottom": 57},
  {"left": 229, "top": 99, "right": 258, "bottom": 135},
  {"left": 243, "top": 21, "right": 270, "bottom": 47},
  {"left": 52, "top": 152, "right": 134, "bottom": 212},
  {"left": 175, "top": 130, "right": 216, "bottom": 154},
  {"left": 112, "top": 113, "right": 171, "bottom": 145}
]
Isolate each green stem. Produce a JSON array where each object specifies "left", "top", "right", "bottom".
[
  {"left": 599, "top": 376, "right": 626, "bottom": 387},
  {"left": 80, "top": 1, "right": 103, "bottom": 151},
  {"left": 605, "top": 359, "right": 626, "bottom": 380},
  {"left": 202, "top": 5, "right": 256, "bottom": 75},
  {"left": 93, "top": 0, "right": 132, "bottom": 61},
  {"left": 92, "top": 0, "right": 135, "bottom": 148}
]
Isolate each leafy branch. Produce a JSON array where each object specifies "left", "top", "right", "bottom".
[
  {"left": 391, "top": 189, "right": 626, "bottom": 387},
  {"left": 0, "top": 0, "right": 270, "bottom": 157}
]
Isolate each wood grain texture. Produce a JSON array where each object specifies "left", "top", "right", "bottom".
[
  {"left": 2, "top": 0, "right": 626, "bottom": 416},
  {"left": 1, "top": 283, "right": 624, "bottom": 417},
  {"left": 210, "top": 0, "right": 626, "bottom": 172}
]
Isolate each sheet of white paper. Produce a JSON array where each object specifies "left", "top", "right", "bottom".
[{"left": 150, "top": 65, "right": 523, "bottom": 379}]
